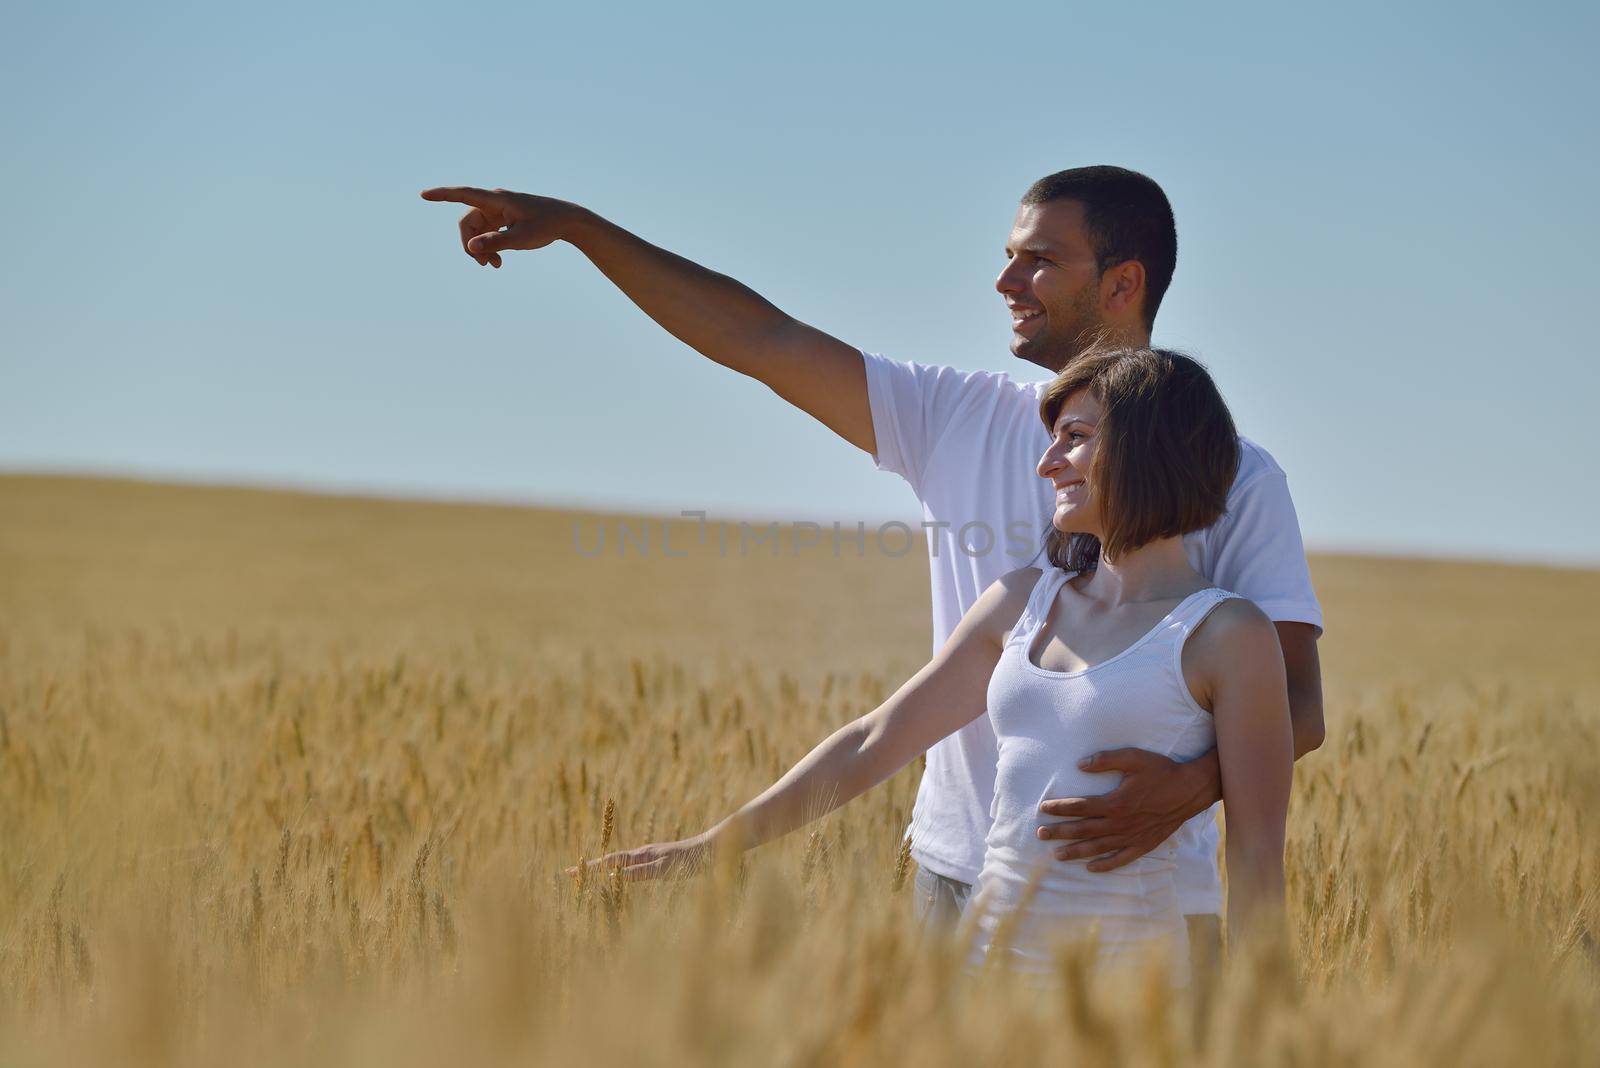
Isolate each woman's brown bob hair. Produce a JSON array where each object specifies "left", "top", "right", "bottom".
[{"left": 1040, "top": 348, "right": 1240, "bottom": 572}]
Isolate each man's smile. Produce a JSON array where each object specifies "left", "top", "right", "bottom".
[{"left": 1009, "top": 304, "right": 1045, "bottom": 331}]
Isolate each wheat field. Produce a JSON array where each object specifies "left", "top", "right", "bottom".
[{"left": 0, "top": 474, "right": 1596, "bottom": 1066}]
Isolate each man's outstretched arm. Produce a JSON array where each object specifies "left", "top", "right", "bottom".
[
  {"left": 1035, "top": 621, "right": 1323, "bottom": 872},
  {"left": 420, "top": 186, "right": 875, "bottom": 454}
]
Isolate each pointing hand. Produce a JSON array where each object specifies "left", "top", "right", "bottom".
[{"left": 419, "top": 185, "right": 585, "bottom": 269}]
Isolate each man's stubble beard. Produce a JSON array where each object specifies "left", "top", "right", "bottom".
[{"left": 1017, "top": 284, "right": 1106, "bottom": 374}]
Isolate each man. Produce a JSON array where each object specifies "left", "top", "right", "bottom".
[{"left": 421, "top": 166, "right": 1325, "bottom": 968}]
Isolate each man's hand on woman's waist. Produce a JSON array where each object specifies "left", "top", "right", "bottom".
[{"left": 1035, "top": 747, "right": 1222, "bottom": 872}]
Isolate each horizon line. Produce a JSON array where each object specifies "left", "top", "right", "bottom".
[{"left": 5, "top": 462, "right": 1596, "bottom": 574}]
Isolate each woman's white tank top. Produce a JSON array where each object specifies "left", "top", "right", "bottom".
[{"left": 966, "top": 566, "right": 1242, "bottom": 985}]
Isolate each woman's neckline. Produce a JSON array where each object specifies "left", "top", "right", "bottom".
[{"left": 1022, "top": 568, "right": 1219, "bottom": 678}]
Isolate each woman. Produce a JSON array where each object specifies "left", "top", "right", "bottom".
[{"left": 579, "top": 348, "right": 1294, "bottom": 984}]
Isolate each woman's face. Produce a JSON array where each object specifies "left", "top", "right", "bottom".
[{"left": 1037, "top": 388, "right": 1105, "bottom": 536}]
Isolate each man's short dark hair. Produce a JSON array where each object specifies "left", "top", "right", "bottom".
[{"left": 1021, "top": 166, "right": 1177, "bottom": 333}]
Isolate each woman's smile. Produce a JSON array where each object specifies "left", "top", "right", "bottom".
[{"left": 1054, "top": 480, "right": 1085, "bottom": 503}]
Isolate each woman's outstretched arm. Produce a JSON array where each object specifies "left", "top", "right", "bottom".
[
  {"left": 1190, "top": 598, "right": 1295, "bottom": 947},
  {"left": 576, "top": 569, "right": 1039, "bottom": 881}
]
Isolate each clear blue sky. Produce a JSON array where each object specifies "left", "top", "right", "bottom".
[{"left": 4, "top": 1, "right": 1597, "bottom": 565}]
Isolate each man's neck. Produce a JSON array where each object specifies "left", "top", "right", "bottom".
[{"left": 1041, "top": 324, "right": 1152, "bottom": 374}]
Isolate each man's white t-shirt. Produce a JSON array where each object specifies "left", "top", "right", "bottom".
[{"left": 862, "top": 350, "right": 1323, "bottom": 916}]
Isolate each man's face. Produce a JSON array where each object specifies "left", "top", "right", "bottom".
[{"left": 995, "top": 200, "right": 1105, "bottom": 372}]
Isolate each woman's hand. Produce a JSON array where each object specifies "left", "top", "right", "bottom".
[
  {"left": 565, "top": 834, "right": 715, "bottom": 883},
  {"left": 557, "top": 573, "right": 1026, "bottom": 890}
]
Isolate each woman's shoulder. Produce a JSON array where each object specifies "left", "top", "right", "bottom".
[
  {"left": 989, "top": 565, "right": 1048, "bottom": 614},
  {"left": 996, "top": 564, "right": 1047, "bottom": 592},
  {"left": 1188, "top": 594, "right": 1279, "bottom": 662},
  {"left": 962, "top": 567, "right": 1047, "bottom": 641},
  {"left": 1181, "top": 594, "right": 1290, "bottom": 720}
]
